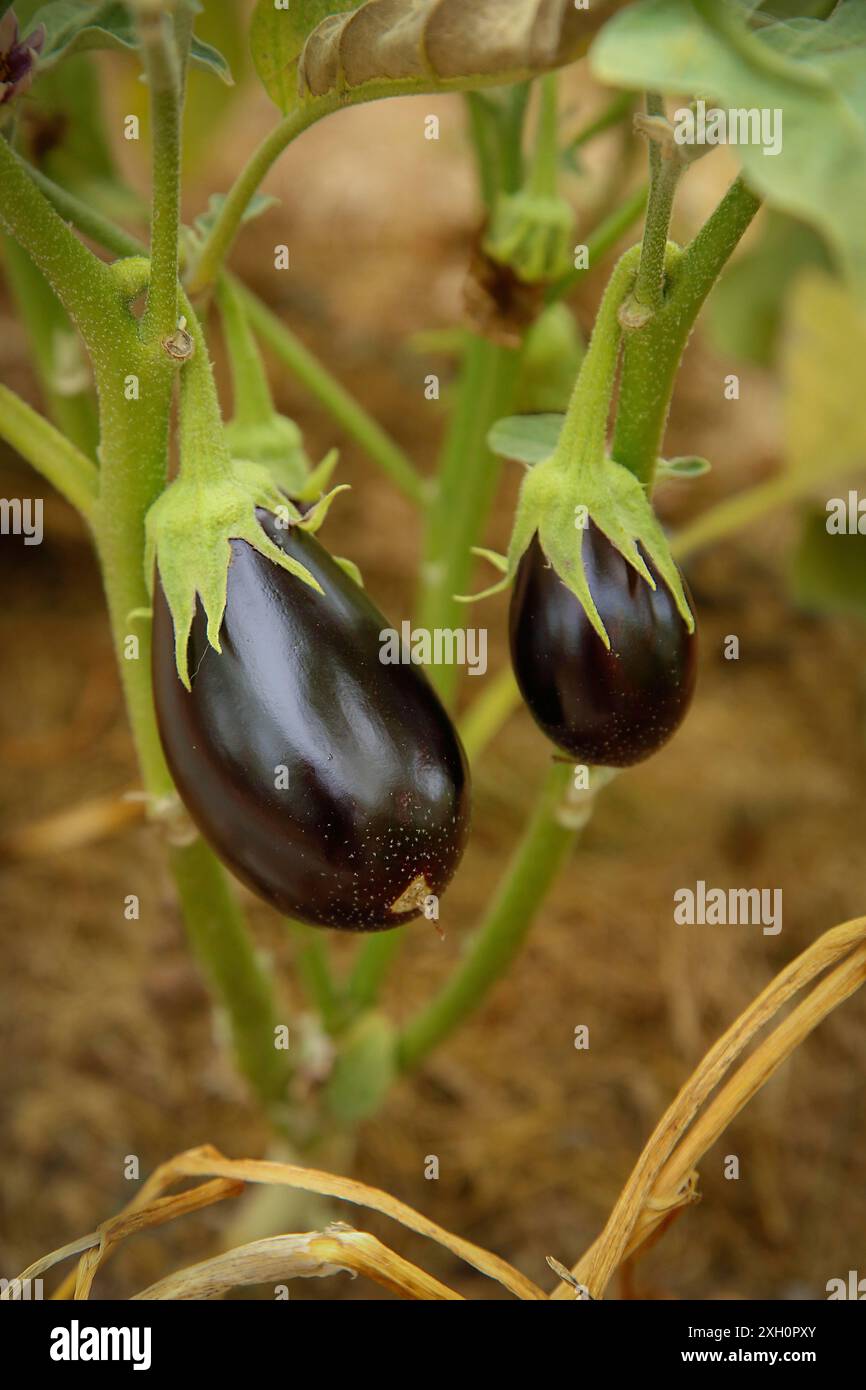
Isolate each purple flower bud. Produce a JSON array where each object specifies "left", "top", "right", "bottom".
[{"left": 0, "top": 10, "right": 46, "bottom": 107}]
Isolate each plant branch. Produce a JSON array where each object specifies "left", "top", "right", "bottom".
[
  {"left": 0, "top": 138, "right": 127, "bottom": 355},
  {"left": 0, "top": 384, "right": 99, "bottom": 520},
  {"left": 186, "top": 96, "right": 340, "bottom": 294},
  {"left": 548, "top": 182, "right": 648, "bottom": 302},
  {"left": 170, "top": 839, "right": 292, "bottom": 1116},
  {"left": 238, "top": 283, "right": 427, "bottom": 505},
  {"left": 216, "top": 274, "right": 275, "bottom": 426},
  {"left": 630, "top": 95, "right": 682, "bottom": 317},
  {"left": 138, "top": 0, "right": 185, "bottom": 348},
  {"left": 612, "top": 175, "right": 761, "bottom": 488},
  {"left": 16, "top": 171, "right": 428, "bottom": 505}
]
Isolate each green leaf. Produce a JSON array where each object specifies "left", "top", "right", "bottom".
[
  {"left": 514, "top": 302, "right": 584, "bottom": 415},
  {"left": 33, "top": 1, "right": 233, "bottom": 82},
  {"left": 657, "top": 455, "right": 711, "bottom": 479},
  {"left": 250, "top": 0, "right": 363, "bottom": 113},
  {"left": 782, "top": 272, "right": 866, "bottom": 483},
  {"left": 488, "top": 413, "right": 564, "bottom": 465},
  {"left": 791, "top": 508, "right": 866, "bottom": 621},
  {"left": 707, "top": 211, "right": 831, "bottom": 366},
  {"left": 192, "top": 191, "right": 279, "bottom": 242},
  {"left": 590, "top": 0, "right": 866, "bottom": 302}
]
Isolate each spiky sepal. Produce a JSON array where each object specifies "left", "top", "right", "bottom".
[{"left": 144, "top": 460, "right": 346, "bottom": 689}]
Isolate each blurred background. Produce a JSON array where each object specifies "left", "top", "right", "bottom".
[{"left": 1, "top": 2, "right": 865, "bottom": 1299}]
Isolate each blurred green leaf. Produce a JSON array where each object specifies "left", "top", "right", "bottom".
[
  {"left": 792, "top": 508, "right": 866, "bottom": 620},
  {"left": 657, "top": 455, "right": 712, "bottom": 479},
  {"left": 32, "top": 0, "right": 232, "bottom": 81},
  {"left": 250, "top": 0, "right": 363, "bottom": 113},
  {"left": 707, "top": 211, "right": 831, "bottom": 367},
  {"left": 590, "top": 0, "right": 866, "bottom": 301},
  {"left": 514, "top": 302, "right": 585, "bottom": 414},
  {"left": 488, "top": 413, "right": 563, "bottom": 465},
  {"left": 192, "top": 191, "right": 279, "bottom": 242},
  {"left": 782, "top": 273, "right": 866, "bottom": 482}
]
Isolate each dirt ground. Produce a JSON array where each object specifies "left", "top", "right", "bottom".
[{"left": 1, "top": 71, "right": 865, "bottom": 1301}]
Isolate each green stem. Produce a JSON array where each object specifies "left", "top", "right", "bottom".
[
  {"left": 0, "top": 138, "right": 126, "bottom": 356},
  {"left": 347, "top": 931, "right": 404, "bottom": 1017},
  {"left": 171, "top": 838, "right": 291, "bottom": 1112},
  {"left": 631, "top": 95, "right": 681, "bottom": 316},
  {"left": 568, "top": 90, "right": 634, "bottom": 152},
  {"left": 612, "top": 176, "right": 762, "bottom": 489},
  {"left": 398, "top": 762, "right": 577, "bottom": 1070},
  {"left": 672, "top": 473, "right": 800, "bottom": 561},
  {"left": 416, "top": 334, "right": 520, "bottom": 704},
  {"left": 25, "top": 167, "right": 428, "bottom": 506},
  {"left": 216, "top": 274, "right": 275, "bottom": 425},
  {"left": 239, "top": 283, "right": 426, "bottom": 505},
  {"left": 527, "top": 75, "right": 560, "bottom": 197},
  {"left": 0, "top": 234, "right": 99, "bottom": 457},
  {"left": 548, "top": 182, "right": 648, "bottom": 302},
  {"left": 187, "top": 96, "right": 340, "bottom": 294},
  {"left": 555, "top": 245, "right": 642, "bottom": 471},
  {"left": 291, "top": 924, "right": 344, "bottom": 1035},
  {"left": 138, "top": 2, "right": 184, "bottom": 348},
  {"left": 457, "top": 665, "right": 521, "bottom": 764},
  {"left": 0, "top": 383, "right": 99, "bottom": 520},
  {"left": 177, "top": 304, "right": 233, "bottom": 479},
  {"left": 27, "top": 165, "right": 146, "bottom": 259}
]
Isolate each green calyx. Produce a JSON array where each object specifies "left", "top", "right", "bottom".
[
  {"left": 483, "top": 187, "right": 576, "bottom": 285},
  {"left": 145, "top": 459, "right": 347, "bottom": 690},
  {"left": 224, "top": 411, "right": 339, "bottom": 501},
  {"left": 461, "top": 242, "right": 694, "bottom": 648},
  {"left": 145, "top": 317, "right": 346, "bottom": 690}
]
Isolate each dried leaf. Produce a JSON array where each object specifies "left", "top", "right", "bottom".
[
  {"left": 296, "top": 0, "right": 610, "bottom": 106},
  {"left": 135, "top": 1228, "right": 463, "bottom": 1301}
]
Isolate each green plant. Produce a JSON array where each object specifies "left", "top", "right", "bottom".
[{"left": 2, "top": 0, "right": 865, "bottom": 1168}]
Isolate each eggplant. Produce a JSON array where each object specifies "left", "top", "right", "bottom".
[
  {"left": 152, "top": 511, "right": 470, "bottom": 930},
  {"left": 509, "top": 526, "right": 697, "bottom": 767}
]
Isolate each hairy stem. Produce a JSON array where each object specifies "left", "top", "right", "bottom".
[
  {"left": 613, "top": 176, "right": 762, "bottom": 488},
  {"left": 548, "top": 182, "right": 648, "bottom": 302},
  {"left": 631, "top": 95, "right": 682, "bottom": 316},
  {"left": 138, "top": 2, "right": 184, "bottom": 348}
]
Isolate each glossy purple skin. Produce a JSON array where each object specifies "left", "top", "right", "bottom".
[
  {"left": 153, "top": 512, "right": 470, "bottom": 931},
  {"left": 509, "top": 527, "right": 697, "bottom": 767}
]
